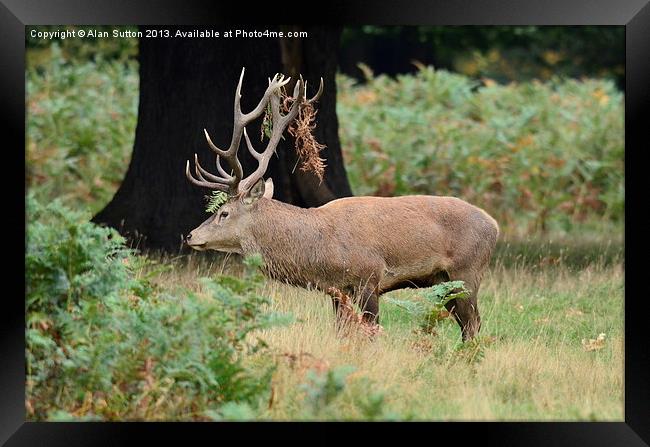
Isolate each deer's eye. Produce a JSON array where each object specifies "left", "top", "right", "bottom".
[{"left": 219, "top": 211, "right": 229, "bottom": 221}]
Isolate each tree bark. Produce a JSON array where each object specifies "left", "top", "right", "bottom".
[{"left": 93, "top": 26, "right": 351, "bottom": 252}]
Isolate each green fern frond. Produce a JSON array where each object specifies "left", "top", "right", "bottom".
[{"left": 205, "top": 191, "right": 229, "bottom": 214}]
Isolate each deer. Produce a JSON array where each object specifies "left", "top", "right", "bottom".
[{"left": 184, "top": 68, "right": 499, "bottom": 341}]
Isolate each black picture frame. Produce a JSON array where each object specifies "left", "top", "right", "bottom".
[{"left": 4, "top": 0, "right": 648, "bottom": 445}]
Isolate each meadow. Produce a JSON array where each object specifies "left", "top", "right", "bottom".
[{"left": 25, "top": 44, "right": 624, "bottom": 421}]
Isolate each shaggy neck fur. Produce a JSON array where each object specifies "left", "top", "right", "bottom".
[{"left": 240, "top": 198, "right": 332, "bottom": 289}]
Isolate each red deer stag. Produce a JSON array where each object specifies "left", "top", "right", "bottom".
[{"left": 185, "top": 68, "right": 499, "bottom": 341}]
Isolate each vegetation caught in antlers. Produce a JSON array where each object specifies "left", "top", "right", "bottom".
[{"left": 261, "top": 78, "right": 327, "bottom": 182}]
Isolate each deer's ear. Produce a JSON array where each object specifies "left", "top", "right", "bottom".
[
  {"left": 263, "top": 178, "right": 274, "bottom": 199},
  {"left": 243, "top": 178, "right": 272, "bottom": 204}
]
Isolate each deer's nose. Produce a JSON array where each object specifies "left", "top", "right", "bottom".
[{"left": 185, "top": 232, "right": 192, "bottom": 242}]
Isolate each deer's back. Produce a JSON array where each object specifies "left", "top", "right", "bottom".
[{"left": 317, "top": 195, "right": 499, "bottom": 276}]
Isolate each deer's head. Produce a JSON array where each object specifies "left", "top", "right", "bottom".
[{"left": 184, "top": 68, "right": 322, "bottom": 253}]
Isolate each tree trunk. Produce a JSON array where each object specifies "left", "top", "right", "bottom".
[{"left": 93, "top": 26, "right": 351, "bottom": 252}]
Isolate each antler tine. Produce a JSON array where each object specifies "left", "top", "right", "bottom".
[
  {"left": 203, "top": 128, "right": 228, "bottom": 157},
  {"left": 243, "top": 127, "right": 263, "bottom": 161},
  {"left": 239, "top": 73, "right": 290, "bottom": 123},
  {"left": 305, "top": 77, "right": 324, "bottom": 104},
  {"left": 202, "top": 127, "right": 241, "bottom": 187},
  {"left": 194, "top": 154, "right": 231, "bottom": 184},
  {"left": 235, "top": 66, "right": 246, "bottom": 101},
  {"left": 194, "top": 154, "right": 233, "bottom": 185},
  {"left": 215, "top": 155, "right": 233, "bottom": 180},
  {"left": 185, "top": 159, "right": 230, "bottom": 192}
]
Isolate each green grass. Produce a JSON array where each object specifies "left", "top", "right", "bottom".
[{"left": 106, "top": 242, "right": 624, "bottom": 421}]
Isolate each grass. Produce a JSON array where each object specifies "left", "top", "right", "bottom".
[{"left": 140, "top": 241, "right": 623, "bottom": 421}]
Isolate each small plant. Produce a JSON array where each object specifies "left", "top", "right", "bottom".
[
  {"left": 26, "top": 193, "right": 135, "bottom": 316},
  {"left": 582, "top": 332, "right": 607, "bottom": 352},
  {"left": 454, "top": 335, "right": 497, "bottom": 364},
  {"left": 351, "top": 379, "right": 393, "bottom": 421},
  {"left": 199, "top": 254, "right": 295, "bottom": 354},
  {"left": 386, "top": 281, "right": 470, "bottom": 334},
  {"left": 205, "top": 191, "right": 229, "bottom": 214},
  {"left": 300, "top": 365, "right": 356, "bottom": 417},
  {"left": 297, "top": 365, "right": 393, "bottom": 420},
  {"left": 203, "top": 401, "right": 257, "bottom": 421}
]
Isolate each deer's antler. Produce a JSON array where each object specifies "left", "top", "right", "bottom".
[{"left": 186, "top": 67, "right": 323, "bottom": 197}]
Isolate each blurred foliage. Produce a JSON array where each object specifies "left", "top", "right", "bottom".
[
  {"left": 27, "top": 25, "right": 138, "bottom": 64},
  {"left": 340, "top": 26, "right": 624, "bottom": 87},
  {"left": 26, "top": 195, "right": 291, "bottom": 420},
  {"left": 295, "top": 365, "right": 396, "bottom": 421},
  {"left": 337, "top": 65, "right": 623, "bottom": 235},
  {"left": 26, "top": 43, "right": 139, "bottom": 215},
  {"left": 493, "top": 236, "right": 623, "bottom": 270}
]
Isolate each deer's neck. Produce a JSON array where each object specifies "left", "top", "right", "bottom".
[{"left": 242, "top": 199, "right": 331, "bottom": 288}]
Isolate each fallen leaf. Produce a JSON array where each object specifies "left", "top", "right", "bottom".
[
  {"left": 582, "top": 333, "right": 606, "bottom": 351},
  {"left": 566, "top": 308, "right": 584, "bottom": 317}
]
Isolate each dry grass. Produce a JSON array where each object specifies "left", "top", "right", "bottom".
[{"left": 146, "top": 247, "right": 624, "bottom": 421}]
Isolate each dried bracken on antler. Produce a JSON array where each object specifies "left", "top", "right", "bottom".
[
  {"left": 273, "top": 78, "right": 327, "bottom": 182},
  {"left": 326, "top": 287, "right": 383, "bottom": 338},
  {"left": 287, "top": 97, "right": 327, "bottom": 181}
]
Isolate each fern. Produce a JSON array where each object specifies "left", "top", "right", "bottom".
[
  {"left": 205, "top": 191, "right": 229, "bottom": 214},
  {"left": 386, "top": 280, "right": 470, "bottom": 334}
]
